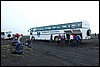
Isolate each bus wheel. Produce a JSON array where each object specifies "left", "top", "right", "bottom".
[{"left": 54, "top": 36, "right": 58, "bottom": 42}]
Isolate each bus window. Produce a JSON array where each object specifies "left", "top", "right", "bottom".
[
  {"left": 45, "top": 27, "right": 50, "bottom": 30},
  {"left": 46, "top": 26, "right": 51, "bottom": 30},
  {"left": 48, "top": 27, "right": 51, "bottom": 29},
  {"left": 68, "top": 25, "right": 70, "bottom": 28},
  {"left": 41, "top": 28, "right": 44, "bottom": 31},
  {"left": 52, "top": 26, "right": 56, "bottom": 30},
  {"left": 71, "top": 24, "right": 76, "bottom": 28},
  {"left": 56, "top": 26, "right": 61, "bottom": 30},
  {"left": 62, "top": 25, "right": 66, "bottom": 28}
]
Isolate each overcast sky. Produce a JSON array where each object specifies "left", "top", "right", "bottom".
[{"left": 1, "top": 1, "right": 99, "bottom": 35}]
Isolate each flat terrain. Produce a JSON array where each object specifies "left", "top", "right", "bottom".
[{"left": 1, "top": 35, "right": 99, "bottom": 66}]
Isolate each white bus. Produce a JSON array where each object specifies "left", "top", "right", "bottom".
[
  {"left": 28, "top": 20, "right": 91, "bottom": 41},
  {"left": 1, "top": 31, "right": 13, "bottom": 39}
]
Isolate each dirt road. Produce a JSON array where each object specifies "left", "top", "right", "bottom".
[{"left": 1, "top": 36, "right": 99, "bottom": 66}]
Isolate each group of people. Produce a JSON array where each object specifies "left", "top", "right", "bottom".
[
  {"left": 57, "top": 33, "right": 81, "bottom": 47},
  {"left": 11, "top": 33, "right": 81, "bottom": 54},
  {"left": 11, "top": 33, "right": 33, "bottom": 54}
]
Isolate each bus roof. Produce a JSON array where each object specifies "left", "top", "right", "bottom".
[{"left": 32, "top": 21, "right": 82, "bottom": 29}]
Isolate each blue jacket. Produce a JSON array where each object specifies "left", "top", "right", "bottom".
[
  {"left": 75, "top": 35, "right": 80, "bottom": 41},
  {"left": 16, "top": 43, "right": 24, "bottom": 52}
]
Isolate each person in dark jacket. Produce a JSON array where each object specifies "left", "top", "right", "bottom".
[
  {"left": 58, "top": 34, "right": 62, "bottom": 46},
  {"left": 65, "top": 38, "right": 69, "bottom": 46},
  {"left": 11, "top": 42, "right": 24, "bottom": 54},
  {"left": 61, "top": 33, "right": 65, "bottom": 46},
  {"left": 50, "top": 34, "right": 53, "bottom": 43},
  {"left": 95, "top": 33, "right": 96, "bottom": 36}
]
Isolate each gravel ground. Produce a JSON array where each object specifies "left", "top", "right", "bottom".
[{"left": 1, "top": 35, "right": 99, "bottom": 66}]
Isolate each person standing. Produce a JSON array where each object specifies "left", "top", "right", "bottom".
[
  {"left": 50, "top": 34, "right": 53, "bottom": 43},
  {"left": 61, "top": 33, "right": 65, "bottom": 46},
  {"left": 95, "top": 33, "right": 96, "bottom": 36},
  {"left": 72, "top": 33, "right": 76, "bottom": 44},
  {"left": 77, "top": 35, "right": 82, "bottom": 44},
  {"left": 25, "top": 37, "right": 33, "bottom": 49},
  {"left": 58, "top": 34, "right": 62, "bottom": 46},
  {"left": 75, "top": 35, "right": 80, "bottom": 47},
  {"left": 65, "top": 37, "right": 69, "bottom": 46},
  {"left": 70, "top": 34, "right": 74, "bottom": 46}
]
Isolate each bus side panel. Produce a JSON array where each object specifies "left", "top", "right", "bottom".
[
  {"left": 33, "top": 34, "right": 51, "bottom": 40},
  {"left": 34, "top": 35, "right": 40, "bottom": 40},
  {"left": 42, "top": 35, "right": 51, "bottom": 40},
  {"left": 32, "top": 33, "right": 50, "bottom": 40}
]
